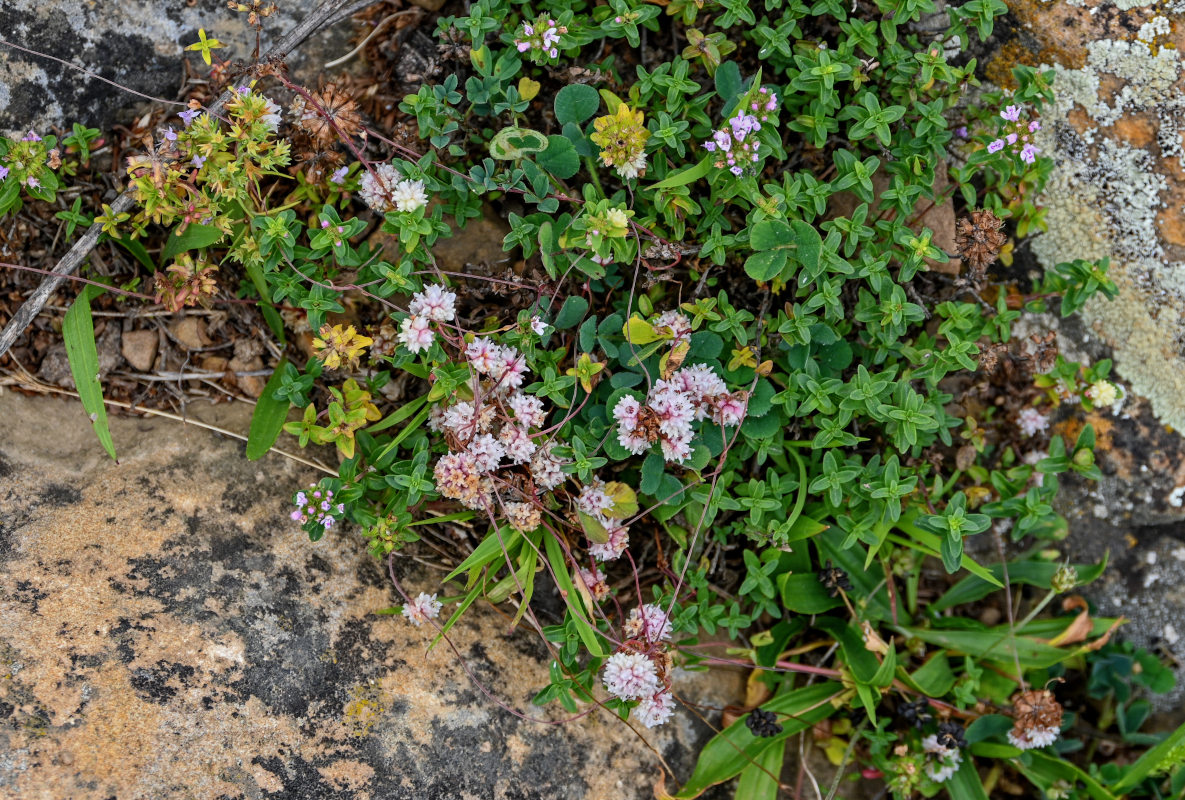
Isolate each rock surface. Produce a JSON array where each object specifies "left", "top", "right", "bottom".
[
  {"left": 994, "top": 0, "right": 1185, "bottom": 430},
  {"left": 987, "top": 2, "right": 1185, "bottom": 707},
  {"left": 0, "top": 0, "right": 359, "bottom": 136},
  {"left": 0, "top": 391, "right": 740, "bottom": 799}
]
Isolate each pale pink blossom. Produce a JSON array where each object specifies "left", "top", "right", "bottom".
[
  {"left": 398, "top": 315, "right": 435, "bottom": 353},
  {"left": 589, "top": 526, "right": 629, "bottom": 561},
  {"left": 409, "top": 284, "right": 457, "bottom": 322},
  {"left": 1017, "top": 407, "right": 1049, "bottom": 437},
  {"left": 402, "top": 592, "right": 443, "bottom": 626},
  {"left": 634, "top": 691, "right": 675, "bottom": 728},
  {"left": 627, "top": 603, "right": 673, "bottom": 643},
  {"left": 602, "top": 652, "right": 659, "bottom": 700},
  {"left": 508, "top": 393, "right": 546, "bottom": 428}
]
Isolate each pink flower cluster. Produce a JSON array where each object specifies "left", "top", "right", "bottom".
[
  {"left": 398, "top": 284, "right": 457, "bottom": 354},
  {"left": 429, "top": 340, "right": 567, "bottom": 512},
  {"left": 1017, "top": 407, "right": 1049, "bottom": 437},
  {"left": 291, "top": 485, "right": 345, "bottom": 529},
  {"left": 577, "top": 480, "right": 630, "bottom": 561},
  {"left": 402, "top": 592, "right": 443, "bottom": 626},
  {"left": 986, "top": 104, "right": 1040, "bottom": 165},
  {"left": 653, "top": 310, "right": 691, "bottom": 344},
  {"left": 613, "top": 361, "right": 747, "bottom": 463},
  {"left": 601, "top": 651, "right": 675, "bottom": 728},
  {"left": 702, "top": 88, "right": 778, "bottom": 176},
  {"left": 465, "top": 337, "right": 529, "bottom": 390},
  {"left": 625, "top": 603, "right": 673, "bottom": 644},
  {"left": 514, "top": 16, "right": 565, "bottom": 59}
]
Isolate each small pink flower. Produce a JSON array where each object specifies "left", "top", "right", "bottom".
[
  {"left": 398, "top": 315, "right": 435, "bottom": 353},
  {"left": 628, "top": 603, "right": 673, "bottom": 642},
  {"left": 589, "top": 526, "right": 629, "bottom": 561},
  {"left": 1017, "top": 407, "right": 1049, "bottom": 436},
  {"left": 602, "top": 652, "right": 659, "bottom": 700},
  {"left": 402, "top": 592, "right": 443, "bottom": 626},
  {"left": 508, "top": 393, "right": 546, "bottom": 428},
  {"left": 466, "top": 337, "right": 500, "bottom": 374},
  {"left": 1001, "top": 105, "right": 1022, "bottom": 122},
  {"left": 409, "top": 284, "right": 457, "bottom": 322},
  {"left": 987, "top": 139, "right": 1005, "bottom": 154},
  {"left": 634, "top": 691, "right": 675, "bottom": 728}
]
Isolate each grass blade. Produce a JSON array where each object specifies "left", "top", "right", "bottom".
[{"left": 62, "top": 286, "right": 116, "bottom": 460}]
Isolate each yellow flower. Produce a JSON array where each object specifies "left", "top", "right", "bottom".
[
  {"left": 312, "top": 324, "right": 373, "bottom": 371},
  {"left": 590, "top": 104, "right": 650, "bottom": 179},
  {"left": 728, "top": 346, "right": 757, "bottom": 371}
]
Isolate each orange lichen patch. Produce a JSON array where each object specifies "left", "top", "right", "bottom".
[
  {"left": 318, "top": 760, "right": 376, "bottom": 793},
  {"left": 1065, "top": 107, "right": 1096, "bottom": 138},
  {"left": 1111, "top": 112, "right": 1158, "bottom": 148}
]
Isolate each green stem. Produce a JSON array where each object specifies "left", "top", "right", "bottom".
[
  {"left": 1015, "top": 588, "right": 1058, "bottom": 631},
  {"left": 583, "top": 157, "right": 605, "bottom": 197}
]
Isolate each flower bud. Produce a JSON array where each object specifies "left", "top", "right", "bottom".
[{"left": 1051, "top": 565, "right": 1078, "bottom": 594}]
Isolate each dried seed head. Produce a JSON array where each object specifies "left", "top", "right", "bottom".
[
  {"left": 818, "top": 560, "right": 852, "bottom": 597},
  {"left": 955, "top": 209, "right": 1007, "bottom": 273},
  {"left": 1008, "top": 689, "right": 1064, "bottom": 750},
  {"left": 293, "top": 84, "right": 363, "bottom": 147}
]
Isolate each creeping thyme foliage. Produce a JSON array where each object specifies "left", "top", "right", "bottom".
[{"left": 11, "top": 0, "right": 1185, "bottom": 794}]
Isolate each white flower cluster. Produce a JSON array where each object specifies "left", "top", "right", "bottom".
[
  {"left": 921, "top": 734, "right": 962, "bottom": 784},
  {"left": 397, "top": 284, "right": 456, "bottom": 355},
  {"left": 359, "top": 162, "right": 429, "bottom": 213},
  {"left": 602, "top": 651, "right": 675, "bottom": 728},
  {"left": 402, "top": 592, "right": 443, "bottom": 626},
  {"left": 1007, "top": 725, "right": 1059, "bottom": 750},
  {"left": 613, "top": 361, "right": 747, "bottom": 463}
]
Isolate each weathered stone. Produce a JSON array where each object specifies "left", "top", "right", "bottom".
[
  {"left": 170, "top": 316, "right": 211, "bottom": 350},
  {"left": 0, "top": 0, "right": 360, "bottom": 136},
  {"left": 120, "top": 328, "right": 159, "bottom": 372},
  {"left": 0, "top": 393, "right": 741, "bottom": 799},
  {"left": 991, "top": 0, "right": 1185, "bottom": 431}
]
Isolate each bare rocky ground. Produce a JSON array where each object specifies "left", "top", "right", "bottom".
[{"left": 0, "top": 391, "right": 742, "bottom": 800}]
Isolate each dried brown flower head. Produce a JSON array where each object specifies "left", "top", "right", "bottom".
[
  {"left": 292, "top": 84, "right": 363, "bottom": 147},
  {"left": 228, "top": 1, "right": 278, "bottom": 27},
  {"left": 1008, "top": 688, "right": 1064, "bottom": 749},
  {"left": 978, "top": 341, "right": 1009, "bottom": 374},
  {"left": 955, "top": 209, "right": 1007, "bottom": 273}
]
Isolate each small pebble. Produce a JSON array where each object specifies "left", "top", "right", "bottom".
[{"left": 1164, "top": 623, "right": 1180, "bottom": 645}]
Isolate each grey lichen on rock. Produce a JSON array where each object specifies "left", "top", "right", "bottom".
[
  {"left": 1014, "top": 3, "right": 1185, "bottom": 430},
  {"left": 0, "top": 393, "right": 738, "bottom": 799},
  {"left": 0, "top": 0, "right": 354, "bottom": 135}
]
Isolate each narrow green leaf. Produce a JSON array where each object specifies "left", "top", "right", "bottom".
[
  {"left": 674, "top": 682, "right": 841, "bottom": 798},
  {"left": 366, "top": 394, "right": 428, "bottom": 434},
  {"left": 442, "top": 529, "right": 523, "bottom": 586},
  {"left": 779, "top": 572, "right": 843, "bottom": 614},
  {"left": 109, "top": 235, "right": 155, "bottom": 272},
  {"left": 930, "top": 554, "right": 1108, "bottom": 613},
  {"left": 63, "top": 287, "right": 116, "bottom": 460},
  {"left": 246, "top": 261, "right": 286, "bottom": 345},
  {"left": 245, "top": 359, "right": 290, "bottom": 461},
  {"left": 947, "top": 758, "right": 990, "bottom": 800},
  {"left": 160, "top": 222, "right": 225, "bottom": 263},
  {"left": 649, "top": 155, "right": 713, "bottom": 190},
  {"left": 734, "top": 739, "right": 783, "bottom": 800},
  {"left": 544, "top": 533, "right": 606, "bottom": 657},
  {"left": 1110, "top": 720, "right": 1185, "bottom": 794}
]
